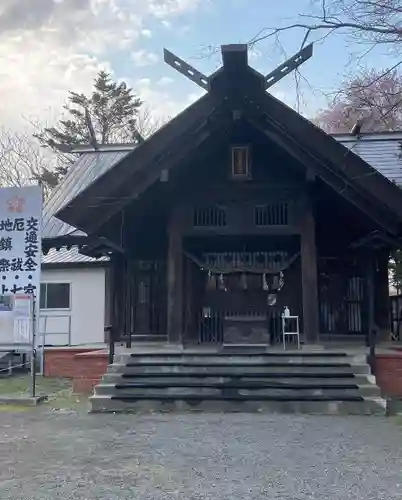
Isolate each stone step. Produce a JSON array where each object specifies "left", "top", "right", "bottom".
[
  {"left": 91, "top": 348, "right": 382, "bottom": 415},
  {"left": 106, "top": 380, "right": 362, "bottom": 389},
  {"left": 108, "top": 363, "right": 370, "bottom": 375},
  {"left": 101, "top": 372, "right": 374, "bottom": 385},
  {"left": 115, "top": 354, "right": 366, "bottom": 365},
  {"left": 125, "top": 360, "right": 354, "bottom": 366},
  {"left": 359, "top": 385, "right": 382, "bottom": 397},
  {"left": 94, "top": 383, "right": 380, "bottom": 398},
  {"left": 90, "top": 395, "right": 386, "bottom": 415},
  {"left": 126, "top": 350, "right": 349, "bottom": 356}
]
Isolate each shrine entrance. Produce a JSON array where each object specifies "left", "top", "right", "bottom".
[{"left": 182, "top": 235, "right": 301, "bottom": 346}]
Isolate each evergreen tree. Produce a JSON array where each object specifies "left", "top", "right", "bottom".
[{"left": 34, "top": 70, "right": 143, "bottom": 183}]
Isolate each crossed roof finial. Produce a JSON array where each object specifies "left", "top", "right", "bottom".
[{"left": 164, "top": 43, "right": 313, "bottom": 91}]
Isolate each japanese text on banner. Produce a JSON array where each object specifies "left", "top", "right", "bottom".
[{"left": 0, "top": 187, "right": 42, "bottom": 301}]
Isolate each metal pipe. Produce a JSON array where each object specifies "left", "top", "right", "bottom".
[{"left": 104, "top": 325, "right": 115, "bottom": 365}]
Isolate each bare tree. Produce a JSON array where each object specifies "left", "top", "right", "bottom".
[
  {"left": 251, "top": 1, "right": 402, "bottom": 50},
  {"left": 315, "top": 67, "right": 402, "bottom": 132},
  {"left": 0, "top": 127, "right": 55, "bottom": 198},
  {"left": 135, "top": 105, "right": 169, "bottom": 139},
  {"left": 249, "top": 0, "right": 402, "bottom": 107}
]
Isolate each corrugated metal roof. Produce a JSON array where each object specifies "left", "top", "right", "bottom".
[
  {"left": 335, "top": 133, "right": 402, "bottom": 186},
  {"left": 42, "top": 149, "right": 133, "bottom": 239},
  {"left": 41, "top": 246, "right": 110, "bottom": 265}
]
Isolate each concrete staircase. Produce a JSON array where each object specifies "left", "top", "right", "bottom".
[{"left": 90, "top": 350, "right": 386, "bottom": 415}]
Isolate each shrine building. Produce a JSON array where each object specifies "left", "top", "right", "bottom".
[{"left": 44, "top": 44, "right": 402, "bottom": 350}]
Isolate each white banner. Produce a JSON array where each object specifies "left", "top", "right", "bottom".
[{"left": 0, "top": 186, "right": 42, "bottom": 345}]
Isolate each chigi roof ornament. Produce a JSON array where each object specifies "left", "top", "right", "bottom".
[
  {"left": 163, "top": 49, "right": 210, "bottom": 90},
  {"left": 163, "top": 43, "right": 314, "bottom": 91}
]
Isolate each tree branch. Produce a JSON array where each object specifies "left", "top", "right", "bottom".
[{"left": 0, "top": 127, "right": 55, "bottom": 198}]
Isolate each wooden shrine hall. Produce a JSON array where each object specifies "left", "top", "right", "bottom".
[{"left": 54, "top": 43, "right": 402, "bottom": 348}]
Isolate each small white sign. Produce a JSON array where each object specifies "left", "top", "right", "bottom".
[
  {"left": 0, "top": 295, "right": 14, "bottom": 345},
  {"left": 14, "top": 294, "right": 32, "bottom": 320},
  {"left": 13, "top": 294, "right": 33, "bottom": 344}
]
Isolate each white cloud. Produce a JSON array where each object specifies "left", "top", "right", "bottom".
[
  {"left": 149, "top": 0, "right": 202, "bottom": 18},
  {"left": 134, "top": 77, "right": 201, "bottom": 120},
  {"left": 271, "top": 89, "right": 300, "bottom": 110},
  {"left": 131, "top": 50, "right": 159, "bottom": 66},
  {"left": 177, "top": 25, "right": 190, "bottom": 36},
  {"left": 0, "top": 32, "right": 109, "bottom": 130},
  {"left": 0, "top": 0, "right": 203, "bottom": 131},
  {"left": 271, "top": 89, "right": 288, "bottom": 102},
  {"left": 137, "top": 78, "right": 152, "bottom": 87},
  {"left": 249, "top": 47, "right": 262, "bottom": 61},
  {"left": 157, "top": 76, "right": 174, "bottom": 86}
]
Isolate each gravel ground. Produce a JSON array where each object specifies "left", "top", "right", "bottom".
[{"left": 0, "top": 409, "right": 401, "bottom": 499}]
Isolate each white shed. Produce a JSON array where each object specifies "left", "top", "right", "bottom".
[{"left": 39, "top": 247, "right": 109, "bottom": 347}]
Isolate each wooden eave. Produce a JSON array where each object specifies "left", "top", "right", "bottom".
[
  {"left": 80, "top": 236, "right": 126, "bottom": 257},
  {"left": 350, "top": 230, "right": 402, "bottom": 250},
  {"left": 42, "top": 235, "right": 89, "bottom": 253}
]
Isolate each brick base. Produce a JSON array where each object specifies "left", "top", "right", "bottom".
[
  {"left": 72, "top": 351, "right": 109, "bottom": 393},
  {"left": 375, "top": 351, "right": 402, "bottom": 398},
  {"left": 44, "top": 348, "right": 96, "bottom": 378},
  {"left": 44, "top": 348, "right": 109, "bottom": 394}
]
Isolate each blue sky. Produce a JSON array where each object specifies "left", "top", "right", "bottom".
[
  {"left": 115, "top": 0, "right": 399, "bottom": 119},
  {"left": 0, "top": 0, "right": 398, "bottom": 129}
]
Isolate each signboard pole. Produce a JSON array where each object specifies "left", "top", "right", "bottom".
[{"left": 30, "top": 297, "right": 36, "bottom": 398}]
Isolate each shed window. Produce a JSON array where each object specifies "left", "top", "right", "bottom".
[{"left": 40, "top": 283, "right": 70, "bottom": 309}]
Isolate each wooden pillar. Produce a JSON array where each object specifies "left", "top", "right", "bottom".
[
  {"left": 300, "top": 195, "right": 319, "bottom": 342},
  {"left": 183, "top": 256, "right": 196, "bottom": 345},
  {"left": 167, "top": 208, "right": 183, "bottom": 344},
  {"left": 375, "top": 249, "right": 391, "bottom": 341},
  {"left": 103, "top": 266, "right": 112, "bottom": 340},
  {"left": 111, "top": 255, "right": 122, "bottom": 340},
  {"left": 104, "top": 254, "right": 125, "bottom": 355},
  {"left": 365, "top": 249, "right": 375, "bottom": 347}
]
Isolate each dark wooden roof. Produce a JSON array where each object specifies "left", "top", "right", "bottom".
[{"left": 55, "top": 44, "right": 402, "bottom": 237}]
